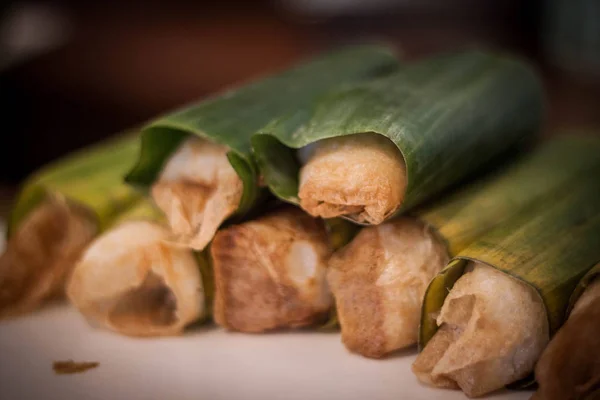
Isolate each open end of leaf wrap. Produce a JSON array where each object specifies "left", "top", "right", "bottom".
[
  {"left": 151, "top": 136, "right": 244, "bottom": 251},
  {"left": 67, "top": 221, "right": 205, "bottom": 337},
  {"left": 298, "top": 133, "right": 407, "bottom": 225},
  {"left": 127, "top": 45, "right": 400, "bottom": 232},
  {"left": 328, "top": 216, "right": 448, "bottom": 358},
  {"left": 413, "top": 262, "right": 549, "bottom": 398},
  {"left": 253, "top": 51, "right": 543, "bottom": 224},
  {"left": 0, "top": 198, "right": 96, "bottom": 319},
  {"left": 211, "top": 207, "right": 333, "bottom": 333},
  {"left": 534, "top": 278, "right": 600, "bottom": 400}
]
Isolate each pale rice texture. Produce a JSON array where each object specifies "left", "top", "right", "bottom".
[
  {"left": 211, "top": 207, "right": 333, "bottom": 333},
  {"left": 412, "top": 262, "right": 549, "bottom": 398},
  {"left": 152, "top": 136, "right": 243, "bottom": 251},
  {"left": 298, "top": 133, "right": 407, "bottom": 225},
  {"left": 0, "top": 198, "right": 96, "bottom": 319},
  {"left": 67, "top": 221, "right": 204, "bottom": 337},
  {"left": 328, "top": 217, "right": 449, "bottom": 358}
]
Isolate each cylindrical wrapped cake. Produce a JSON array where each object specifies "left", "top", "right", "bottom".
[
  {"left": 414, "top": 167, "right": 600, "bottom": 397},
  {"left": 327, "top": 135, "right": 600, "bottom": 358},
  {"left": 0, "top": 134, "right": 144, "bottom": 319},
  {"left": 253, "top": 50, "right": 543, "bottom": 225},
  {"left": 126, "top": 45, "right": 399, "bottom": 250}
]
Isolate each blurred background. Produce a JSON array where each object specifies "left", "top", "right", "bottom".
[{"left": 1, "top": 0, "right": 599, "bottom": 213}]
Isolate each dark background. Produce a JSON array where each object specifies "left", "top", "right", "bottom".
[{"left": 1, "top": 0, "right": 599, "bottom": 209}]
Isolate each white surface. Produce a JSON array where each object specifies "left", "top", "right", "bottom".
[{"left": 0, "top": 224, "right": 532, "bottom": 400}]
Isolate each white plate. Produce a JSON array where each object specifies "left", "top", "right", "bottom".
[{"left": 0, "top": 224, "right": 532, "bottom": 400}]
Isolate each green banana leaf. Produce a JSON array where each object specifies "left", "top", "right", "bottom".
[
  {"left": 8, "top": 133, "right": 144, "bottom": 237},
  {"left": 319, "top": 218, "right": 360, "bottom": 331},
  {"left": 111, "top": 196, "right": 164, "bottom": 225},
  {"left": 417, "top": 135, "right": 600, "bottom": 256},
  {"left": 196, "top": 248, "right": 214, "bottom": 321},
  {"left": 252, "top": 50, "right": 544, "bottom": 222},
  {"left": 420, "top": 167, "right": 600, "bottom": 350},
  {"left": 322, "top": 136, "right": 600, "bottom": 332},
  {"left": 323, "top": 217, "right": 361, "bottom": 251},
  {"left": 125, "top": 45, "right": 400, "bottom": 216},
  {"left": 319, "top": 307, "right": 340, "bottom": 332}
]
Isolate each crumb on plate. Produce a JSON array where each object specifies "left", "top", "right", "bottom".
[{"left": 53, "top": 360, "right": 99, "bottom": 374}]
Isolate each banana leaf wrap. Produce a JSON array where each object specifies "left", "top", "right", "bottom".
[
  {"left": 125, "top": 45, "right": 399, "bottom": 216},
  {"left": 323, "top": 218, "right": 361, "bottom": 252},
  {"left": 252, "top": 50, "right": 544, "bottom": 222},
  {"left": 111, "top": 195, "right": 165, "bottom": 225},
  {"left": 419, "top": 167, "right": 600, "bottom": 351},
  {"left": 416, "top": 135, "right": 600, "bottom": 256},
  {"left": 321, "top": 136, "right": 600, "bottom": 335},
  {"left": 2, "top": 133, "right": 151, "bottom": 319},
  {"left": 319, "top": 218, "right": 360, "bottom": 331},
  {"left": 8, "top": 133, "right": 143, "bottom": 237},
  {"left": 196, "top": 247, "right": 214, "bottom": 321}
]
